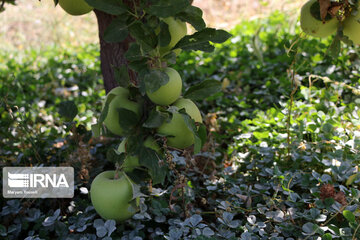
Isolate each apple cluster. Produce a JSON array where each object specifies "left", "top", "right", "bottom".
[
  {"left": 56, "top": 0, "right": 227, "bottom": 223},
  {"left": 300, "top": 0, "right": 360, "bottom": 44},
  {"left": 92, "top": 17, "right": 201, "bottom": 221}
]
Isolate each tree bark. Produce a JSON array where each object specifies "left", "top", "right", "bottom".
[{"left": 94, "top": 10, "right": 136, "bottom": 94}]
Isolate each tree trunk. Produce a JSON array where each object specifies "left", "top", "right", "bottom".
[{"left": 94, "top": 10, "right": 136, "bottom": 94}]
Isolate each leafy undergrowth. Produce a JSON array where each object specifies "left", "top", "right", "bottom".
[{"left": 1, "top": 13, "right": 360, "bottom": 240}]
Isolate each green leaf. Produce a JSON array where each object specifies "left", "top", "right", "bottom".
[
  {"left": 84, "top": 0, "right": 128, "bottom": 15},
  {"left": 197, "top": 124, "right": 207, "bottom": 146},
  {"left": 174, "top": 28, "right": 232, "bottom": 52},
  {"left": 117, "top": 108, "right": 140, "bottom": 132},
  {"left": 91, "top": 123, "right": 101, "bottom": 138},
  {"left": 159, "top": 21, "right": 171, "bottom": 47},
  {"left": 126, "top": 175, "right": 147, "bottom": 200},
  {"left": 343, "top": 210, "right": 356, "bottom": 223},
  {"left": 142, "top": 69, "right": 169, "bottom": 93},
  {"left": 147, "top": 0, "right": 189, "bottom": 18},
  {"left": 184, "top": 80, "right": 221, "bottom": 101},
  {"left": 163, "top": 52, "right": 177, "bottom": 65},
  {"left": 181, "top": 113, "right": 201, "bottom": 154},
  {"left": 113, "top": 65, "right": 130, "bottom": 88},
  {"left": 106, "top": 148, "right": 125, "bottom": 164},
  {"left": 322, "top": 122, "right": 333, "bottom": 134},
  {"left": 139, "top": 147, "right": 167, "bottom": 185},
  {"left": 128, "top": 22, "right": 157, "bottom": 52},
  {"left": 143, "top": 110, "right": 168, "bottom": 128},
  {"left": 99, "top": 93, "right": 116, "bottom": 123},
  {"left": 125, "top": 43, "right": 143, "bottom": 61},
  {"left": 103, "top": 17, "right": 129, "bottom": 43},
  {"left": 0, "top": 224, "right": 7, "bottom": 237},
  {"left": 176, "top": 6, "right": 206, "bottom": 31},
  {"left": 253, "top": 131, "right": 269, "bottom": 139},
  {"left": 328, "top": 36, "right": 341, "bottom": 58},
  {"left": 322, "top": 233, "right": 332, "bottom": 240},
  {"left": 58, "top": 101, "right": 78, "bottom": 121}
]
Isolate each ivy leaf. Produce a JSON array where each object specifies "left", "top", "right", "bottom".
[
  {"left": 58, "top": 101, "right": 78, "bottom": 121},
  {"left": 174, "top": 28, "right": 232, "bottom": 52},
  {"left": 184, "top": 80, "right": 221, "bottom": 100},
  {"left": 104, "top": 220, "right": 116, "bottom": 237},
  {"left": 147, "top": 0, "right": 189, "bottom": 18},
  {"left": 85, "top": 0, "right": 128, "bottom": 15},
  {"left": 104, "top": 17, "right": 129, "bottom": 43},
  {"left": 176, "top": 6, "right": 206, "bottom": 31}
]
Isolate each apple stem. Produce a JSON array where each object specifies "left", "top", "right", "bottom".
[{"left": 114, "top": 164, "right": 120, "bottom": 179}]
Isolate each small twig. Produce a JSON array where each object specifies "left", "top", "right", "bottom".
[{"left": 0, "top": 0, "right": 6, "bottom": 11}]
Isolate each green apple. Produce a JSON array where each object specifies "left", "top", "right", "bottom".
[
  {"left": 300, "top": 0, "right": 338, "bottom": 38},
  {"left": 146, "top": 68, "right": 182, "bottom": 106},
  {"left": 157, "top": 101, "right": 202, "bottom": 149},
  {"left": 117, "top": 137, "right": 161, "bottom": 172},
  {"left": 58, "top": 0, "right": 93, "bottom": 16},
  {"left": 90, "top": 171, "right": 138, "bottom": 221},
  {"left": 103, "top": 87, "right": 141, "bottom": 136},
  {"left": 159, "top": 17, "right": 187, "bottom": 55},
  {"left": 343, "top": 8, "right": 360, "bottom": 45},
  {"left": 173, "top": 98, "right": 202, "bottom": 123}
]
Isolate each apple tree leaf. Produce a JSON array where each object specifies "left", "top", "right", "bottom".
[
  {"left": 147, "top": 0, "right": 189, "bottom": 18},
  {"left": 141, "top": 69, "right": 169, "bottom": 94},
  {"left": 184, "top": 80, "right": 221, "bottom": 101},
  {"left": 159, "top": 21, "right": 171, "bottom": 47},
  {"left": 128, "top": 21, "right": 157, "bottom": 53},
  {"left": 174, "top": 28, "right": 232, "bottom": 52},
  {"left": 113, "top": 65, "right": 130, "bottom": 88},
  {"left": 143, "top": 110, "right": 168, "bottom": 128},
  {"left": 99, "top": 93, "right": 117, "bottom": 123},
  {"left": 117, "top": 108, "right": 140, "bottom": 133},
  {"left": 139, "top": 147, "right": 167, "bottom": 185},
  {"left": 84, "top": 0, "right": 128, "bottom": 15},
  {"left": 103, "top": 17, "right": 129, "bottom": 43},
  {"left": 176, "top": 6, "right": 206, "bottom": 31},
  {"left": 163, "top": 51, "right": 177, "bottom": 65},
  {"left": 106, "top": 148, "right": 125, "bottom": 164},
  {"left": 58, "top": 101, "right": 78, "bottom": 121},
  {"left": 125, "top": 43, "right": 143, "bottom": 61},
  {"left": 197, "top": 124, "right": 207, "bottom": 146},
  {"left": 181, "top": 113, "right": 202, "bottom": 154}
]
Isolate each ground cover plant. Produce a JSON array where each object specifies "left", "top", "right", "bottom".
[{"left": 1, "top": 8, "right": 360, "bottom": 240}]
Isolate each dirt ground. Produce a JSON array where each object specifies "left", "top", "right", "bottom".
[{"left": 0, "top": 0, "right": 303, "bottom": 51}]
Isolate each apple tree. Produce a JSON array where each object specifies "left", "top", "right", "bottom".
[{"left": 51, "top": 0, "right": 232, "bottom": 221}]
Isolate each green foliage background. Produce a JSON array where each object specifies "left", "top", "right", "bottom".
[{"left": 1, "top": 12, "right": 360, "bottom": 239}]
